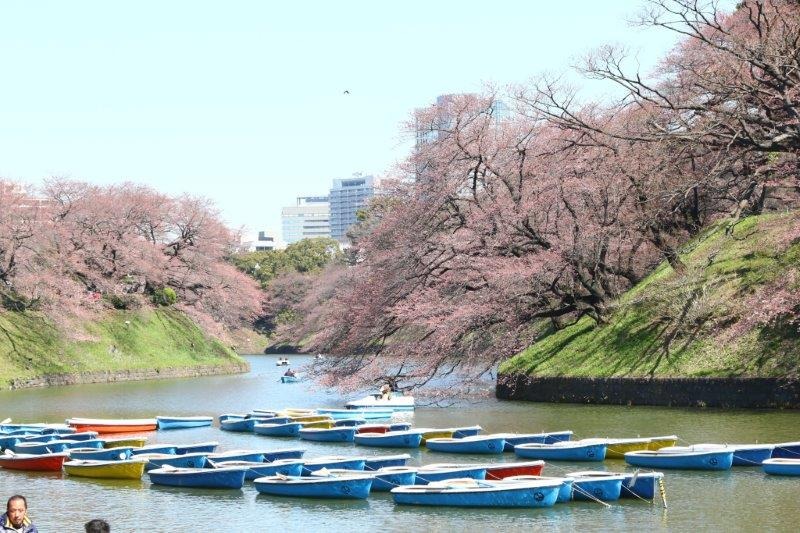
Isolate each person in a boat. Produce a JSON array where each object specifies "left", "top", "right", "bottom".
[
  {"left": 284, "top": 368, "right": 296, "bottom": 377},
  {"left": 1, "top": 495, "right": 37, "bottom": 533},
  {"left": 380, "top": 383, "right": 392, "bottom": 400},
  {"left": 84, "top": 519, "right": 110, "bottom": 533}
]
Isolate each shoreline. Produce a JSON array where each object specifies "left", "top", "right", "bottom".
[
  {"left": 496, "top": 374, "right": 800, "bottom": 408},
  {"left": 2, "top": 361, "right": 250, "bottom": 391}
]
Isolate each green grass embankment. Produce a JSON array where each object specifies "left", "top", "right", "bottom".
[
  {"left": 0, "top": 308, "right": 248, "bottom": 389},
  {"left": 500, "top": 212, "right": 800, "bottom": 379}
]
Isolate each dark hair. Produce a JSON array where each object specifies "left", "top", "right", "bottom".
[
  {"left": 6, "top": 495, "right": 27, "bottom": 510},
  {"left": 85, "top": 519, "right": 110, "bottom": 533}
]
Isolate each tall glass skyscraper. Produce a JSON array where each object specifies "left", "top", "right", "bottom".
[{"left": 329, "top": 174, "right": 377, "bottom": 243}]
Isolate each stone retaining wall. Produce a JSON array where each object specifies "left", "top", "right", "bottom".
[{"left": 496, "top": 374, "right": 800, "bottom": 408}]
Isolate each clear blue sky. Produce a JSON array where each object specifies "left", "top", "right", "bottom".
[{"left": 0, "top": 1, "right": 733, "bottom": 235}]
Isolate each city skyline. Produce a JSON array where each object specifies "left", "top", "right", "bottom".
[{"left": 0, "top": 1, "right": 736, "bottom": 234}]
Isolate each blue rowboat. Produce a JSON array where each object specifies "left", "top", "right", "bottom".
[
  {"left": 570, "top": 470, "right": 667, "bottom": 500},
  {"left": 131, "top": 444, "right": 178, "bottom": 456},
  {"left": 0, "top": 436, "right": 21, "bottom": 450},
  {"left": 218, "top": 413, "right": 247, "bottom": 423},
  {"left": 354, "top": 430, "right": 422, "bottom": 448},
  {"left": 502, "top": 475, "right": 574, "bottom": 503},
  {"left": 19, "top": 434, "right": 58, "bottom": 444},
  {"left": 565, "top": 471, "right": 626, "bottom": 501},
  {"left": 298, "top": 427, "right": 356, "bottom": 443},
  {"left": 451, "top": 426, "right": 483, "bottom": 438},
  {"left": 770, "top": 442, "right": 800, "bottom": 460},
  {"left": 40, "top": 427, "right": 76, "bottom": 435},
  {"left": 156, "top": 416, "right": 213, "bottom": 430},
  {"left": 662, "top": 444, "right": 774, "bottom": 466},
  {"left": 414, "top": 465, "right": 487, "bottom": 484},
  {"left": 426, "top": 436, "right": 505, "bottom": 454},
  {"left": 625, "top": 450, "right": 733, "bottom": 470},
  {"left": 515, "top": 441, "right": 607, "bottom": 462},
  {"left": 67, "top": 432, "right": 101, "bottom": 442},
  {"left": 495, "top": 431, "right": 574, "bottom": 451},
  {"left": 254, "top": 422, "right": 302, "bottom": 437},
  {"left": 254, "top": 473, "right": 374, "bottom": 499},
  {"left": 369, "top": 466, "right": 417, "bottom": 491},
  {"left": 64, "top": 439, "right": 104, "bottom": 450},
  {"left": 263, "top": 448, "right": 305, "bottom": 461},
  {"left": 317, "top": 408, "right": 394, "bottom": 421},
  {"left": 213, "top": 459, "right": 304, "bottom": 480},
  {"left": 280, "top": 374, "right": 304, "bottom": 383},
  {"left": 254, "top": 416, "right": 294, "bottom": 425},
  {"left": 763, "top": 458, "right": 800, "bottom": 476},
  {"left": 138, "top": 452, "right": 208, "bottom": 471},
  {"left": 301, "top": 456, "right": 366, "bottom": 476},
  {"left": 389, "top": 423, "right": 412, "bottom": 431},
  {"left": 208, "top": 450, "right": 266, "bottom": 463},
  {"left": 70, "top": 447, "right": 133, "bottom": 461},
  {"left": 391, "top": 478, "right": 562, "bottom": 508},
  {"left": 333, "top": 418, "right": 367, "bottom": 427},
  {"left": 364, "top": 454, "right": 411, "bottom": 470},
  {"left": 149, "top": 466, "right": 247, "bottom": 489},
  {"left": 174, "top": 442, "right": 219, "bottom": 455},
  {"left": 220, "top": 418, "right": 256, "bottom": 432},
  {"left": 13, "top": 440, "right": 73, "bottom": 454}
]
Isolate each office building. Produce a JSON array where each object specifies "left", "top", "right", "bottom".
[
  {"left": 281, "top": 196, "right": 331, "bottom": 244},
  {"left": 329, "top": 174, "right": 379, "bottom": 243}
]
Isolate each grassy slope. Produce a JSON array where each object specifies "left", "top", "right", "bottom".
[
  {"left": 500, "top": 212, "right": 800, "bottom": 378},
  {"left": 0, "top": 308, "right": 247, "bottom": 387}
]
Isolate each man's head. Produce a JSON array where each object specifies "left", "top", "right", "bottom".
[
  {"left": 85, "top": 519, "right": 110, "bottom": 533},
  {"left": 6, "top": 495, "right": 27, "bottom": 528}
]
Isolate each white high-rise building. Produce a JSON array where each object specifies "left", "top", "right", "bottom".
[
  {"left": 329, "top": 174, "right": 378, "bottom": 243},
  {"left": 281, "top": 196, "right": 331, "bottom": 244}
]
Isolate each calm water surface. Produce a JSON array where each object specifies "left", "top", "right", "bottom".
[{"left": 1, "top": 355, "right": 799, "bottom": 532}]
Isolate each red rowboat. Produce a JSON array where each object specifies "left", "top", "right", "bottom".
[
  {"left": 485, "top": 461, "right": 546, "bottom": 479},
  {"left": 0, "top": 452, "right": 69, "bottom": 471},
  {"left": 357, "top": 425, "right": 390, "bottom": 434},
  {"left": 66, "top": 418, "right": 158, "bottom": 434}
]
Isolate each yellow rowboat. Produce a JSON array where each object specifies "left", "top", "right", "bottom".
[
  {"left": 647, "top": 435, "right": 679, "bottom": 450},
  {"left": 418, "top": 429, "right": 455, "bottom": 445},
  {"left": 103, "top": 437, "right": 148, "bottom": 449},
  {"left": 300, "top": 420, "right": 334, "bottom": 429},
  {"left": 583, "top": 438, "right": 652, "bottom": 459},
  {"left": 281, "top": 408, "right": 317, "bottom": 416},
  {"left": 289, "top": 415, "right": 333, "bottom": 423},
  {"left": 63, "top": 459, "right": 146, "bottom": 479}
]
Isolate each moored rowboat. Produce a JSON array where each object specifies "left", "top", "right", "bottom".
[
  {"left": 70, "top": 447, "right": 133, "bottom": 461},
  {"left": 354, "top": 430, "right": 423, "bottom": 448},
  {"left": 763, "top": 458, "right": 800, "bottom": 476},
  {"left": 63, "top": 459, "right": 146, "bottom": 479},
  {"left": 212, "top": 459, "right": 304, "bottom": 480},
  {"left": 624, "top": 449, "right": 733, "bottom": 470},
  {"left": 103, "top": 437, "right": 147, "bottom": 448},
  {"left": 391, "top": 478, "right": 562, "bottom": 508},
  {"left": 66, "top": 418, "right": 157, "bottom": 434},
  {"left": 514, "top": 441, "right": 607, "bottom": 462},
  {"left": 298, "top": 427, "right": 356, "bottom": 443},
  {"left": 155, "top": 416, "right": 213, "bottom": 430},
  {"left": 254, "top": 422, "right": 303, "bottom": 437},
  {"left": 0, "top": 452, "right": 69, "bottom": 471},
  {"left": 254, "top": 473, "right": 374, "bottom": 499},
  {"left": 426, "top": 435, "right": 506, "bottom": 454},
  {"left": 149, "top": 466, "right": 248, "bottom": 488}
]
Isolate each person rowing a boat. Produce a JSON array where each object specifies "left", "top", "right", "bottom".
[
  {"left": 1, "top": 495, "right": 37, "bottom": 533},
  {"left": 284, "top": 368, "right": 296, "bottom": 377}
]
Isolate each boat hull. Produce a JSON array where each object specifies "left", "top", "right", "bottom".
[
  {"left": 254, "top": 475, "right": 374, "bottom": 499},
  {"left": 770, "top": 442, "right": 800, "bottom": 460},
  {"left": 302, "top": 458, "right": 366, "bottom": 476},
  {"left": 0, "top": 453, "right": 68, "bottom": 471},
  {"left": 624, "top": 450, "right": 733, "bottom": 470},
  {"left": 220, "top": 418, "right": 256, "bottom": 432},
  {"left": 763, "top": 459, "right": 800, "bottom": 476},
  {"left": 485, "top": 461, "right": 545, "bottom": 480},
  {"left": 354, "top": 431, "right": 422, "bottom": 448},
  {"left": 426, "top": 437, "right": 505, "bottom": 454},
  {"left": 370, "top": 468, "right": 417, "bottom": 491},
  {"left": 254, "top": 423, "right": 302, "bottom": 437},
  {"left": 67, "top": 418, "right": 158, "bottom": 434},
  {"left": 214, "top": 460, "right": 304, "bottom": 480},
  {"left": 414, "top": 466, "right": 486, "bottom": 484},
  {"left": 139, "top": 453, "right": 207, "bottom": 471},
  {"left": 515, "top": 443, "right": 607, "bottom": 462},
  {"left": 104, "top": 438, "right": 147, "bottom": 448},
  {"left": 621, "top": 472, "right": 664, "bottom": 499},
  {"left": 64, "top": 460, "right": 146, "bottom": 479},
  {"left": 571, "top": 477, "right": 624, "bottom": 502},
  {"left": 174, "top": 442, "right": 219, "bottom": 455},
  {"left": 391, "top": 482, "right": 560, "bottom": 508},
  {"left": 298, "top": 428, "right": 356, "bottom": 442},
  {"left": 364, "top": 454, "right": 411, "bottom": 470},
  {"left": 155, "top": 416, "right": 213, "bottom": 430},
  {"left": 149, "top": 467, "right": 247, "bottom": 489},
  {"left": 70, "top": 447, "right": 133, "bottom": 461}
]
